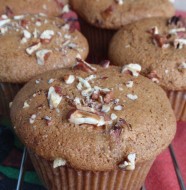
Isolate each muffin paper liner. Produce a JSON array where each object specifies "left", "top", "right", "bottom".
[
  {"left": 79, "top": 18, "right": 116, "bottom": 63},
  {"left": 0, "top": 83, "right": 22, "bottom": 116},
  {"left": 29, "top": 150, "right": 154, "bottom": 190},
  {"left": 166, "top": 90, "right": 186, "bottom": 121}
]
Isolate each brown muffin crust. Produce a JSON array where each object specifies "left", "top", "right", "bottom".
[
  {"left": 11, "top": 63, "right": 176, "bottom": 171},
  {"left": 70, "top": 0, "right": 175, "bottom": 29},
  {"left": 0, "top": 0, "right": 63, "bottom": 17},
  {"left": 0, "top": 14, "right": 89, "bottom": 83},
  {"left": 109, "top": 16, "right": 186, "bottom": 91}
]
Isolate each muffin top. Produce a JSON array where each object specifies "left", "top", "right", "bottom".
[
  {"left": 109, "top": 16, "right": 186, "bottom": 91},
  {"left": 70, "top": 0, "right": 175, "bottom": 29},
  {"left": 11, "top": 61, "right": 176, "bottom": 171},
  {"left": 0, "top": 14, "right": 88, "bottom": 83},
  {"left": 0, "top": 0, "right": 63, "bottom": 17}
]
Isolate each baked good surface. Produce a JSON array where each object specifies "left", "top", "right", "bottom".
[
  {"left": 0, "top": 14, "right": 89, "bottom": 83},
  {"left": 11, "top": 62, "right": 176, "bottom": 171},
  {"left": 0, "top": 0, "right": 63, "bottom": 17},
  {"left": 70, "top": 0, "right": 175, "bottom": 29},
  {"left": 109, "top": 16, "right": 186, "bottom": 91}
]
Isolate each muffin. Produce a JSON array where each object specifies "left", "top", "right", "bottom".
[
  {"left": 0, "top": 13, "right": 89, "bottom": 116},
  {"left": 109, "top": 15, "right": 186, "bottom": 121},
  {"left": 0, "top": 0, "right": 64, "bottom": 17},
  {"left": 70, "top": 0, "right": 175, "bottom": 61},
  {"left": 11, "top": 60, "right": 176, "bottom": 190}
]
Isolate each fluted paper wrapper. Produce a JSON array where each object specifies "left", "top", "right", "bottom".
[
  {"left": 0, "top": 83, "right": 22, "bottom": 116},
  {"left": 29, "top": 150, "right": 154, "bottom": 190},
  {"left": 166, "top": 90, "right": 186, "bottom": 121},
  {"left": 79, "top": 18, "right": 116, "bottom": 63}
]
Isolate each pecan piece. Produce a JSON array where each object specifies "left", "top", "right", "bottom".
[
  {"left": 5, "top": 6, "right": 14, "bottom": 17},
  {"left": 119, "top": 153, "right": 136, "bottom": 170},
  {"left": 100, "top": 60, "right": 110, "bottom": 68},
  {"left": 67, "top": 109, "right": 105, "bottom": 127},
  {"left": 103, "top": 91, "right": 113, "bottom": 103},
  {"left": 168, "top": 16, "right": 184, "bottom": 27},
  {"left": 152, "top": 34, "right": 169, "bottom": 48},
  {"left": 147, "top": 70, "right": 160, "bottom": 83},
  {"left": 74, "top": 58, "right": 97, "bottom": 73}
]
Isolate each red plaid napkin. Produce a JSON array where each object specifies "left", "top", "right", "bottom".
[{"left": 146, "top": 122, "right": 186, "bottom": 190}]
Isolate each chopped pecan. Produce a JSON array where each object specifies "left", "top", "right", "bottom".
[
  {"left": 36, "top": 49, "right": 52, "bottom": 65},
  {"left": 64, "top": 75, "right": 75, "bottom": 84},
  {"left": 20, "top": 19, "right": 29, "bottom": 28},
  {"left": 168, "top": 16, "right": 183, "bottom": 27},
  {"left": 103, "top": 91, "right": 113, "bottom": 103},
  {"left": 54, "top": 86, "right": 63, "bottom": 96},
  {"left": 147, "top": 26, "right": 159, "bottom": 35},
  {"left": 74, "top": 58, "right": 97, "bottom": 73},
  {"left": 40, "top": 30, "right": 54, "bottom": 44},
  {"left": 100, "top": 60, "right": 110, "bottom": 68},
  {"left": 91, "top": 91, "right": 100, "bottom": 100},
  {"left": 26, "top": 42, "right": 41, "bottom": 55},
  {"left": 152, "top": 34, "right": 169, "bottom": 48},
  {"left": 53, "top": 158, "right": 67, "bottom": 168},
  {"left": 48, "top": 86, "right": 63, "bottom": 109},
  {"left": 67, "top": 109, "right": 105, "bottom": 127},
  {"left": 5, "top": 6, "right": 14, "bottom": 17},
  {"left": 119, "top": 153, "right": 136, "bottom": 170},
  {"left": 147, "top": 70, "right": 160, "bottom": 83},
  {"left": 122, "top": 64, "right": 141, "bottom": 77}
]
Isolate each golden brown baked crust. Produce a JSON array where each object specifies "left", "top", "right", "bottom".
[
  {"left": 11, "top": 63, "right": 176, "bottom": 171},
  {"left": 70, "top": 0, "right": 175, "bottom": 29},
  {"left": 0, "top": 14, "right": 89, "bottom": 83},
  {"left": 0, "top": 0, "right": 63, "bottom": 17},
  {"left": 109, "top": 16, "right": 186, "bottom": 91}
]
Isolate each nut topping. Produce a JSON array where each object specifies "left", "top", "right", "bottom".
[
  {"left": 29, "top": 114, "right": 37, "bottom": 124},
  {"left": 23, "top": 101, "right": 29, "bottom": 108},
  {"left": 110, "top": 118, "right": 128, "bottom": 137},
  {"left": 23, "top": 29, "right": 31, "bottom": 39},
  {"left": 126, "top": 80, "right": 134, "bottom": 88},
  {"left": 174, "top": 38, "right": 186, "bottom": 49},
  {"left": 115, "top": 0, "right": 124, "bottom": 5},
  {"left": 178, "top": 62, "right": 186, "bottom": 71},
  {"left": 36, "top": 49, "right": 52, "bottom": 65},
  {"left": 100, "top": 60, "right": 110, "bottom": 68},
  {"left": 127, "top": 94, "right": 138, "bottom": 101},
  {"left": 68, "top": 109, "right": 105, "bottom": 126},
  {"left": 48, "top": 87, "right": 62, "bottom": 109},
  {"left": 103, "top": 91, "right": 113, "bottom": 103},
  {"left": 119, "top": 153, "right": 136, "bottom": 170},
  {"left": 111, "top": 113, "right": 117, "bottom": 120},
  {"left": 147, "top": 70, "right": 160, "bottom": 83},
  {"left": 48, "top": 78, "right": 55, "bottom": 84},
  {"left": 152, "top": 34, "right": 169, "bottom": 48},
  {"left": 74, "top": 58, "right": 97, "bottom": 73},
  {"left": 53, "top": 158, "right": 67, "bottom": 168},
  {"left": 0, "top": 19, "right": 10, "bottom": 27},
  {"left": 5, "top": 6, "right": 14, "bottom": 17},
  {"left": 114, "top": 105, "right": 123, "bottom": 111},
  {"left": 64, "top": 75, "right": 75, "bottom": 84},
  {"left": 61, "top": 4, "right": 70, "bottom": 14},
  {"left": 40, "top": 30, "right": 54, "bottom": 43},
  {"left": 26, "top": 42, "right": 41, "bottom": 55},
  {"left": 168, "top": 16, "right": 182, "bottom": 27},
  {"left": 122, "top": 64, "right": 141, "bottom": 77},
  {"left": 13, "top": 15, "right": 25, "bottom": 20},
  {"left": 101, "top": 104, "right": 111, "bottom": 113}
]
